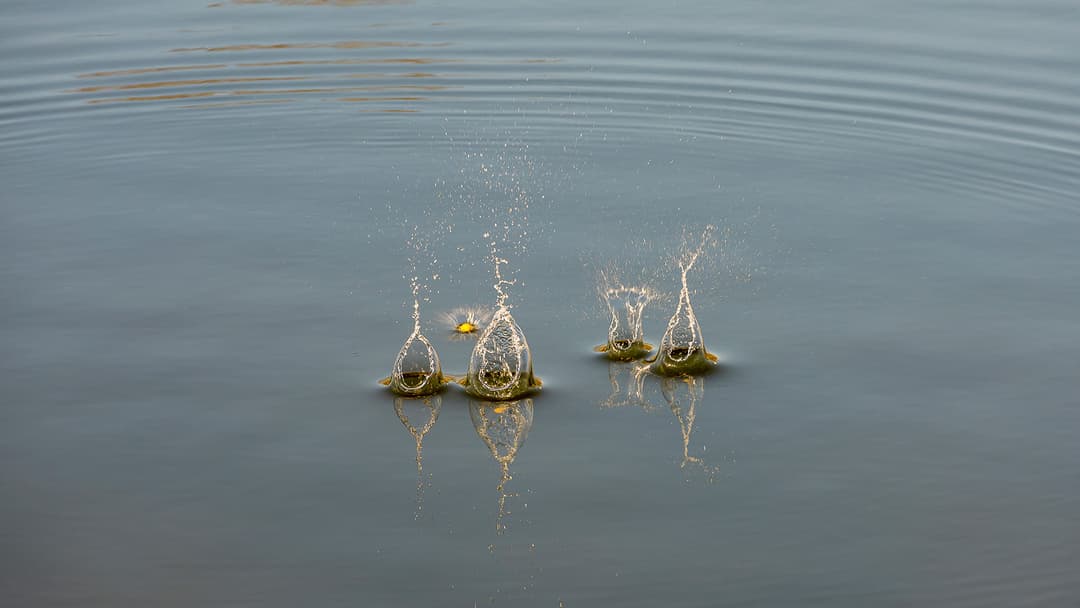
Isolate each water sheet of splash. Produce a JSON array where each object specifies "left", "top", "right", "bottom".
[
  {"left": 465, "top": 305, "right": 539, "bottom": 400},
  {"left": 595, "top": 281, "right": 659, "bottom": 361},
  {"left": 647, "top": 225, "right": 719, "bottom": 377},
  {"left": 382, "top": 222, "right": 446, "bottom": 395}
]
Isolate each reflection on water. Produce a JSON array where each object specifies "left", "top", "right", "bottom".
[
  {"left": 77, "top": 64, "right": 229, "bottom": 78},
  {"left": 660, "top": 376, "right": 722, "bottom": 482},
  {"left": 598, "top": 361, "right": 654, "bottom": 411},
  {"left": 393, "top": 395, "right": 441, "bottom": 518},
  {"left": 224, "top": 0, "right": 410, "bottom": 6},
  {"left": 67, "top": 24, "right": 553, "bottom": 110},
  {"left": 169, "top": 41, "right": 435, "bottom": 53},
  {"left": 599, "top": 367, "right": 724, "bottom": 481},
  {"left": 469, "top": 399, "right": 534, "bottom": 535},
  {"left": 233, "top": 58, "right": 455, "bottom": 67}
]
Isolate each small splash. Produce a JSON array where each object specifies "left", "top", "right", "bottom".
[
  {"left": 594, "top": 283, "right": 658, "bottom": 361},
  {"left": 461, "top": 237, "right": 541, "bottom": 399},
  {"left": 661, "top": 376, "right": 721, "bottom": 482},
  {"left": 381, "top": 221, "right": 446, "bottom": 396},
  {"left": 464, "top": 306, "right": 540, "bottom": 400},
  {"left": 384, "top": 319, "right": 446, "bottom": 396},
  {"left": 437, "top": 305, "right": 494, "bottom": 340},
  {"left": 469, "top": 398, "right": 534, "bottom": 535},
  {"left": 393, "top": 395, "right": 441, "bottom": 518},
  {"left": 648, "top": 225, "right": 719, "bottom": 376}
]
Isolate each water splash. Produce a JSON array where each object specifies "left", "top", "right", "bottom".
[
  {"left": 437, "top": 305, "right": 494, "bottom": 341},
  {"left": 648, "top": 225, "right": 719, "bottom": 376},
  {"left": 393, "top": 395, "right": 441, "bottom": 518},
  {"left": 660, "top": 376, "right": 722, "bottom": 482},
  {"left": 469, "top": 398, "right": 534, "bottom": 535},
  {"left": 384, "top": 324, "right": 446, "bottom": 395},
  {"left": 381, "top": 222, "right": 447, "bottom": 395},
  {"left": 594, "top": 283, "right": 658, "bottom": 361},
  {"left": 464, "top": 306, "right": 540, "bottom": 400}
]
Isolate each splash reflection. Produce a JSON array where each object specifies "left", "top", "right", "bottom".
[
  {"left": 469, "top": 399, "right": 534, "bottom": 535},
  {"left": 660, "top": 376, "right": 722, "bottom": 482},
  {"left": 599, "top": 361, "right": 656, "bottom": 411},
  {"left": 393, "top": 395, "right": 441, "bottom": 518}
]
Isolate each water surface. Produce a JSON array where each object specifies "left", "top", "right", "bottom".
[{"left": 3, "top": 0, "right": 1080, "bottom": 606}]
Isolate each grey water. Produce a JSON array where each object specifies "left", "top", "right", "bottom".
[{"left": 3, "top": 0, "right": 1080, "bottom": 606}]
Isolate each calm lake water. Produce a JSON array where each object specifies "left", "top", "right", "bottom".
[{"left": 3, "top": 0, "right": 1080, "bottom": 606}]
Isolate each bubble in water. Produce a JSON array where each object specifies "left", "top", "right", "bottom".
[
  {"left": 469, "top": 398, "right": 534, "bottom": 535},
  {"left": 463, "top": 306, "right": 540, "bottom": 400},
  {"left": 648, "top": 226, "right": 719, "bottom": 376},
  {"left": 394, "top": 395, "right": 441, "bottom": 518}
]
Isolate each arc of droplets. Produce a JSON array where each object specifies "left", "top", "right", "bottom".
[{"left": 394, "top": 396, "right": 441, "bottom": 519}]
